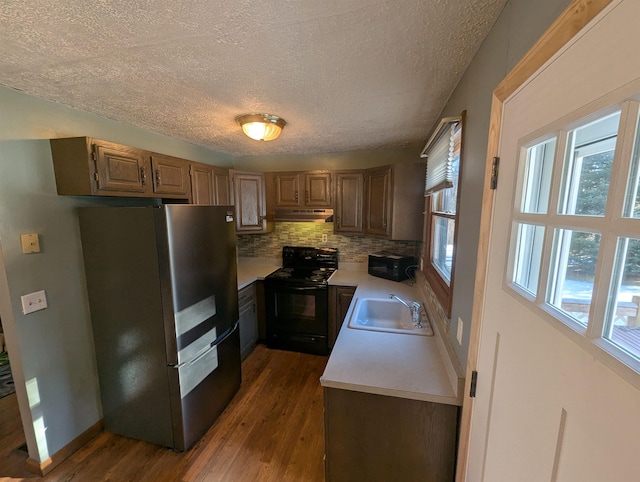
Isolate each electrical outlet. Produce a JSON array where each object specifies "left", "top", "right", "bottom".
[
  {"left": 321, "top": 234, "right": 328, "bottom": 243},
  {"left": 457, "top": 317, "right": 464, "bottom": 345},
  {"left": 21, "top": 290, "right": 48, "bottom": 315}
]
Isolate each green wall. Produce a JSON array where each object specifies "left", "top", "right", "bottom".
[
  {"left": 430, "top": 0, "right": 572, "bottom": 367},
  {"left": 0, "top": 85, "right": 231, "bottom": 462},
  {"left": 233, "top": 144, "right": 421, "bottom": 171}
]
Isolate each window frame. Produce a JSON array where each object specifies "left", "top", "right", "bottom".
[
  {"left": 422, "top": 111, "right": 466, "bottom": 317},
  {"left": 505, "top": 98, "right": 640, "bottom": 376}
]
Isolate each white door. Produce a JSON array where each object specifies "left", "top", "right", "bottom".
[{"left": 467, "top": 1, "right": 640, "bottom": 480}]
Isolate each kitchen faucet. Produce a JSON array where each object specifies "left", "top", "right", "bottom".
[{"left": 389, "top": 294, "right": 423, "bottom": 328}]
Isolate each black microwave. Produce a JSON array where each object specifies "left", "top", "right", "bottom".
[{"left": 368, "top": 252, "right": 417, "bottom": 282}]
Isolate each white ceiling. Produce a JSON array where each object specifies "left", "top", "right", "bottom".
[{"left": 0, "top": 0, "right": 506, "bottom": 158}]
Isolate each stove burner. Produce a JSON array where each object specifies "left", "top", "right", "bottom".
[
  {"left": 270, "top": 268, "right": 293, "bottom": 278},
  {"left": 266, "top": 246, "right": 338, "bottom": 285}
]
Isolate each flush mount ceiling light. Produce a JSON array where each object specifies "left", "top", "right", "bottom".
[{"left": 235, "top": 113, "right": 287, "bottom": 141}]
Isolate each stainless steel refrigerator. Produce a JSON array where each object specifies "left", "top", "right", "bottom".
[{"left": 78, "top": 205, "right": 241, "bottom": 451}]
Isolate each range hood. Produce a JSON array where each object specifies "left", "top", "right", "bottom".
[{"left": 275, "top": 208, "right": 334, "bottom": 223}]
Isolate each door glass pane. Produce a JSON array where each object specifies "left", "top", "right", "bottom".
[
  {"left": 559, "top": 111, "right": 620, "bottom": 216},
  {"left": 512, "top": 223, "right": 545, "bottom": 295},
  {"left": 604, "top": 237, "right": 640, "bottom": 358},
  {"left": 521, "top": 138, "right": 556, "bottom": 214},
  {"left": 431, "top": 216, "right": 455, "bottom": 284},
  {"left": 547, "top": 229, "right": 601, "bottom": 326},
  {"left": 623, "top": 111, "right": 640, "bottom": 218}
]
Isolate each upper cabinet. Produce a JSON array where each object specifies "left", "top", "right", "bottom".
[
  {"left": 190, "top": 162, "right": 215, "bottom": 205},
  {"left": 50, "top": 137, "right": 234, "bottom": 205},
  {"left": 364, "top": 166, "right": 392, "bottom": 237},
  {"left": 273, "top": 172, "right": 300, "bottom": 207},
  {"left": 213, "top": 167, "right": 231, "bottom": 205},
  {"left": 190, "top": 162, "right": 231, "bottom": 206},
  {"left": 272, "top": 171, "right": 332, "bottom": 208},
  {"left": 50, "top": 137, "right": 190, "bottom": 200},
  {"left": 335, "top": 170, "right": 365, "bottom": 235},
  {"left": 230, "top": 170, "right": 273, "bottom": 234},
  {"left": 150, "top": 153, "right": 190, "bottom": 197},
  {"left": 305, "top": 171, "right": 332, "bottom": 207},
  {"left": 364, "top": 163, "right": 425, "bottom": 241}
]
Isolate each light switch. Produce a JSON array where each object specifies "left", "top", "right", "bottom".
[
  {"left": 21, "top": 290, "right": 48, "bottom": 315},
  {"left": 20, "top": 233, "right": 40, "bottom": 253}
]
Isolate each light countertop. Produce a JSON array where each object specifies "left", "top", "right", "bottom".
[
  {"left": 235, "top": 257, "right": 463, "bottom": 406},
  {"left": 323, "top": 270, "right": 464, "bottom": 406},
  {"left": 236, "top": 257, "right": 279, "bottom": 290}
]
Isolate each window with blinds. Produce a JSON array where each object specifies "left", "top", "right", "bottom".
[
  {"left": 421, "top": 116, "right": 462, "bottom": 195},
  {"left": 421, "top": 112, "right": 465, "bottom": 317}
]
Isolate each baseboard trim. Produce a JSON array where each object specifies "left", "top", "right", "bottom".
[{"left": 25, "top": 419, "right": 104, "bottom": 476}]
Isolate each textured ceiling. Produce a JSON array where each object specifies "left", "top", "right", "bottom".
[{"left": 0, "top": 0, "right": 506, "bottom": 157}]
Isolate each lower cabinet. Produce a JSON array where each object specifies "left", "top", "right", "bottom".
[
  {"left": 328, "top": 285, "right": 356, "bottom": 349},
  {"left": 324, "top": 388, "right": 458, "bottom": 482},
  {"left": 238, "top": 283, "right": 258, "bottom": 360}
]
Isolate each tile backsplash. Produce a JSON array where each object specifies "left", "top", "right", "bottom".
[{"left": 236, "top": 222, "right": 421, "bottom": 264}]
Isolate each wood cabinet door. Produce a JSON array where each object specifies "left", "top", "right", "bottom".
[
  {"left": 324, "top": 388, "right": 458, "bottom": 481},
  {"left": 150, "top": 153, "right": 190, "bottom": 196},
  {"left": 274, "top": 172, "right": 301, "bottom": 207},
  {"left": 305, "top": 172, "right": 332, "bottom": 207},
  {"left": 335, "top": 171, "right": 364, "bottom": 234},
  {"left": 336, "top": 286, "right": 355, "bottom": 326},
  {"left": 190, "top": 164, "right": 215, "bottom": 205},
  {"left": 93, "top": 143, "right": 148, "bottom": 194},
  {"left": 365, "top": 166, "right": 392, "bottom": 237},
  {"left": 328, "top": 285, "right": 355, "bottom": 349},
  {"left": 233, "top": 171, "right": 267, "bottom": 232},
  {"left": 213, "top": 167, "right": 231, "bottom": 205}
]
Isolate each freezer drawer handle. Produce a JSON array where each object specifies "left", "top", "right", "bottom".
[{"left": 189, "top": 344, "right": 216, "bottom": 366}]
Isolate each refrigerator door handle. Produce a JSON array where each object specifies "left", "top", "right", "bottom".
[
  {"left": 175, "top": 342, "right": 220, "bottom": 398},
  {"left": 211, "top": 322, "right": 240, "bottom": 348}
]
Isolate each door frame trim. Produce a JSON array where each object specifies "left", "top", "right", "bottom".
[{"left": 455, "top": 0, "right": 615, "bottom": 479}]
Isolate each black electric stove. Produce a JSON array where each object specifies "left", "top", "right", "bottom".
[
  {"left": 266, "top": 246, "right": 338, "bottom": 285},
  {"left": 264, "top": 246, "right": 338, "bottom": 355}
]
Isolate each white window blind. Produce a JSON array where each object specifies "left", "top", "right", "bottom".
[{"left": 421, "top": 116, "right": 461, "bottom": 195}]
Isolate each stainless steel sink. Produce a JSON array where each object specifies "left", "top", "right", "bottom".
[{"left": 348, "top": 298, "right": 433, "bottom": 336}]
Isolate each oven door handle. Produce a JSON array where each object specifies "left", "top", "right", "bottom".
[{"left": 282, "top": 285, "right": 326, "bottom": 291}]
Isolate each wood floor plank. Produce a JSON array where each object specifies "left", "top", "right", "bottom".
[{"left": 0, "top": 345, "right": 327, "bottom": 482}]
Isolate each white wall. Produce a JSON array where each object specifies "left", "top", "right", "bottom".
[{"left": 0, "top": 85, "right": 231, "bottom": 463}]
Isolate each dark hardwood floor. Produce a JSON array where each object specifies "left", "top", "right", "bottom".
[{"left": 0, "top": 345, "right": 328, "bottom": 481}]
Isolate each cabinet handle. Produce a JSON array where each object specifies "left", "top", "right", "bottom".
[
  {"left": 140, "top": 167, "right": 146, "bottom": 185},
  {"left": 337, "top": 216, "right": 341, "bottom": 226},
  {"left": 295, "top": 191, "right": 298, "bottom": 201},
  {"left": 155, "top": 169, "right": 161, "bottom": 185},
  {"left": 306, "top": 190, "right": 309, "bottom": 203}
]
